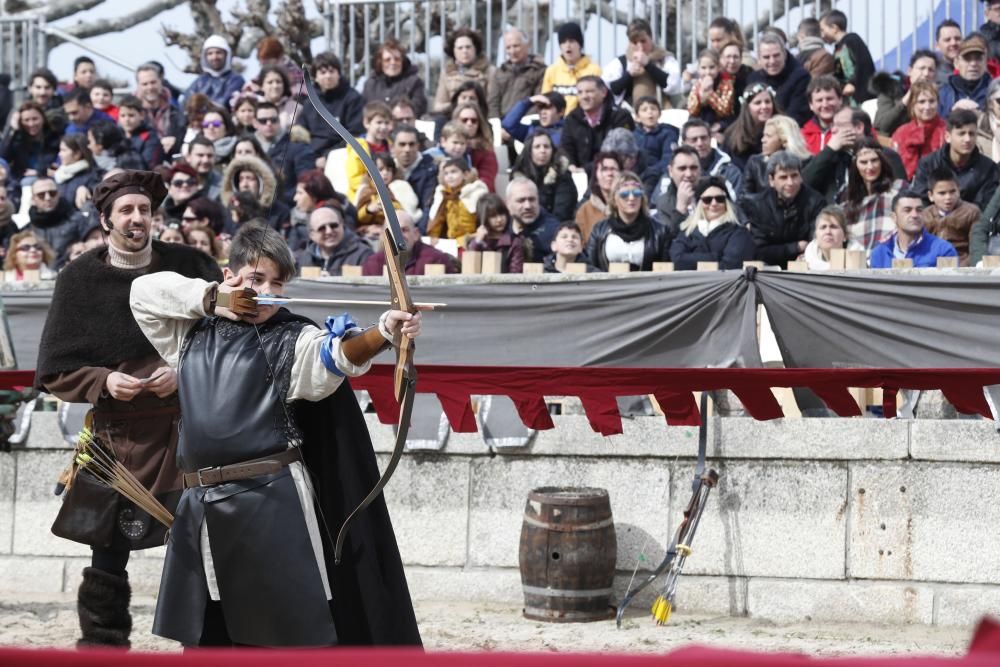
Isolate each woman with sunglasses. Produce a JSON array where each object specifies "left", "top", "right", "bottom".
[
  {"left": 0, "top": 100, "right": 61, "bottom": 182},
  {"left": 362, "top": 38, "right": 428, "bottom": 119},
  {"left": 162, "top": 163, "right": 202, "bottom": 218},
  {"left": 670, "top": 175, "right": 755, "bottom": 270},
  {"left": 511, "top": 129, "right": 577, "bottom": 222},
  {"left": 3, "top": 230, "right": 56, "bottom": 280},
  {"left": 451, "top": 101, "right": 498, "bottom": 192},
  {"left": 200, "top": 106, "right": 237, "bottom": 163},
  {"left": 584, "top": 171, "right": 670, "bottom": 271}
]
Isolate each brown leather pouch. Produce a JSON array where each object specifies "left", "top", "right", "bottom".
[{"left": 50, "top": 469, "right": 117, "bottom": 547}]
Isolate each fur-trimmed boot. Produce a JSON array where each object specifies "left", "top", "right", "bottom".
[{"left": 77, "top": 566, "right": 132, "bottom": 648}]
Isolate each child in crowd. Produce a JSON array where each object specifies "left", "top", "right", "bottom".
[
  {"left": 423, "top": 121, "right": 471, "bottom": 165},
  {"left": 502, "top": 91, "right": 567, "bottom": 147},
  {"left": 427, "top": 157, "right": 487, "bottom": 240},
  {"left": 116, "top": 95, "right": 163, "bottom": 168},
  {"left": 541, "top": 21, "right": 602, "bottom": 112},
  {"left": 466, "top": 193, "right": 524, "bottom": 273},
  {"left": 89, "top": 79, "right": 119, "bottom": 121},
  {"left": 920, "top": 166, "right": 979, "bottom": 266},
  {"left": 820, "top": 9, "right": 876, "bottom": 103},
  {"left": 355, "top": 154, "right": 420, "bottom": 243},
  {"left": 633, "top": 96, "right": 678, "bottom": 179},
  {"left": 686, "top": 49, "right": 735, "bottom": 131},
  {"left": 543, "top": 221, "right": 595, "bottom": 273},
  {"left": 344, "top": 101, "right": 393, "bottom": 202}
]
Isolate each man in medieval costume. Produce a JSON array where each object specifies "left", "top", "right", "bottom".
[
  {"left": 129, "top": 222, "right": 423, "bottom": 647},
  {"left": 35, "top": 170, "right": 224, "bottom": 647}
]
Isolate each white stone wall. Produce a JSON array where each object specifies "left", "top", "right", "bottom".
[{"left": 3, "top": 412, "right": 1000, "bottom": 626}]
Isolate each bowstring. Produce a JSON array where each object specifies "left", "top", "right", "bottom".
[{"left": 246, "top": 75, "right": 307, "bottom": 435}]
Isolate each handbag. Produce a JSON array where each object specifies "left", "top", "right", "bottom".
[{"left": 50, "top": 468, "right": 118, "bottom": 547}]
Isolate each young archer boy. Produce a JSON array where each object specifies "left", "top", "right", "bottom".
[{"left": 129, "top": 222, "right": 423, "bottom": 647}]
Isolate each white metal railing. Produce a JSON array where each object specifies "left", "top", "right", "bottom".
[
  {"left": 0, "top": 15, "right": 46, "bottom": 106},
  {"left": 323, "top": 0, "right": 984, "bottom": 95}
]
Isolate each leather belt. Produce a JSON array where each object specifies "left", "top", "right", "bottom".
[{"left": 182, "top": 447, "right": 303, "bottom": 488}]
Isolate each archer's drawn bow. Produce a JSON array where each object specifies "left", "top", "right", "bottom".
[{"left": 303, "top": 72, "right": 418, "bottom": 564}]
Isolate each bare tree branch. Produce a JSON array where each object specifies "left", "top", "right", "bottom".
[
  {"left": 8, "top": 0, "right": 106, "bottom": 21},
  {"left": 42, "top": 0, "right": 186, "bottom": 45},
  {"left": 277, "top": 0, "right": 324, "bottom": 64}
]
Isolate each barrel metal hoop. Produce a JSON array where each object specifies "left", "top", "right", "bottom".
[
  {"left": 521, "top": 515, "right": 614, "bottom": 532},
  {"left": 521, "top": 585, "right": 614, "bottom": 598}
]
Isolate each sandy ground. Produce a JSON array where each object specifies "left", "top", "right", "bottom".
[{"left": 0, "top": 593, "right": 975, "bottom": 656}]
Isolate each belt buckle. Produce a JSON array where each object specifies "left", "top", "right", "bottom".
[{"left": 197, "top": 466, "right": 220, "bottom": 486}]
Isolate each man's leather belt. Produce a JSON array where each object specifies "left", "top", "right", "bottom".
[{"left": 182, "top": 447, "right": 303, "bottom": 488}]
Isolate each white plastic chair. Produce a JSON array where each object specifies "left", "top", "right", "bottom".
[
  {"left": 860, "top": 98, "right": 879, "bottom": 125},
  {"left": 414, "top": 119, "right": 436, "bottom": 140},
  {"left": 571, "top": 171, "right": 589, "bottom": 200},
  {"left": 324, "top": 147, "right": 349, "bottom": 195},
  {"left": 660, "top": 108, "right": 690, "bottom": 130}
]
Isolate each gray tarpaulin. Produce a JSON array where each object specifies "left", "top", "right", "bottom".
[{"left": 4, "top": 270, "right": 1000, "bottom": 435}]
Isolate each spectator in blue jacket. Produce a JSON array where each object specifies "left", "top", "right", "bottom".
[
  {"left": 937, "top": 34, "right": 991, "bottom": 115},
  {"left": 183, "top": 35, "right": 246, "bottom": 108},
  {"left": 633, "top": 95, "right": 677, "bottom": 183},
  {"left": 869, "top": 190, "right": 958, "bottom": 268},
  {"left": 62, "top": 88, "right": 113, "bottom": 136},
  {"left": 390, "top": 124, "right": 439, "bottom": 231},
  {"left": 501, "top": 91, "right": 566, "bottom": 146}
]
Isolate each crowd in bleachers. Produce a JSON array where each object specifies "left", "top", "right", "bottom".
[{"left": 5, "top": 5, "right": 1000, "bottom": 280}]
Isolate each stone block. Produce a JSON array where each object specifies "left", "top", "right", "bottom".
[
  {"left": 671, "top": 461, "right": 847, "bottom": 579},
  {"left": 24, "top": 411, "right": 71, "bottom": 450},
  {"left": 13, "top": 451, "right": 90, "bottom": 557},
  {"left": 0, "top": 453, "right": 14, "bottom": 553},
  {"left": 935, "top": 586, "right": 1000, "bottom": 626},
  {"left": 529, "top": 415, "right": 704, "bottom": 458},
  {"left": 0, "top": 555, "right": 66, "bottom": 593},
  {"left": 747, "top": 578, "right": 934, "bottom": 624},
  {"left": 715, "top": 418, "right": 908, "bottom": 461},
  {"left": 381, "top": 454, "right": 471, "bottom": 567},
  {"left": 467, "top": 458, "right": 670, "bottom": 568},
  {"left": 849, "top": 463, "right": 1000, "bottom": 584},
  {"left": 910, "top": 420, "right": 1000, "bottom": 463}
]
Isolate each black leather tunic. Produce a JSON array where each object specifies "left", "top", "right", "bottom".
[{"left": 153, "top": 317, "right": 339, "bottom": 647}]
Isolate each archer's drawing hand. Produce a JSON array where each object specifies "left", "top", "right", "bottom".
[{"left": 216, "top": 275, "right": 259, "bottom": 321}]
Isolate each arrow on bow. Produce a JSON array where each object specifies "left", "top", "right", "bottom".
[{"left": 302, "top": 72, "right": 419, "bottom": 564}]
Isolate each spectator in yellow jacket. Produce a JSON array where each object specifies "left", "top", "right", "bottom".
[
  {"left": 344, "top": 101, "right": 393, "bottom": 202},
  {"left": 426, "top": 157, "right": 488, "bottom": 240},
  {"left": 541, "top": 22, "right": 601, "bottom": 113}
]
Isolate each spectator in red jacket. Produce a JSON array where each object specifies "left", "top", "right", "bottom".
[
  {"left": 802, "top": 76, "right": 844, "bottom": 155},
  {"left": 891, "top": 80, "right": 946, "bottom": 180}
]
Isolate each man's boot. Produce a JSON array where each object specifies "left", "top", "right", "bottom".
[{"left": 77, "top": 566, "right": 132, "bottom": 648}]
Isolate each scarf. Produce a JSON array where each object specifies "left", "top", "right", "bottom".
[
  {"left": 53, "top": 160, "right": 90, "bottom": 185},
  {"left": 608, "top": 212, "right": 652, "bottom": 243},
  {"left": 107, "top": 240, "right": 152, "bottom": 270}
]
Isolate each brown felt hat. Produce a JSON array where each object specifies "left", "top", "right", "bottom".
[{"left": 92, "top": 169, "right": 168, "bottom": 213}]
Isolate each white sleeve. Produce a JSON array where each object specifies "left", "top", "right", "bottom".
[
  {"left": 661, "top": 55, "right": 683, "bottom": 96},
  {"left": 287, "top": 324, "right": 376, "bottom": 402},
  {"left": 130, "top": 272, "right": 214, "bottom": 368}
]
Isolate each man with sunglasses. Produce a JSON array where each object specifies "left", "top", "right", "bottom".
[
  {"left": 35, "top": 170, "right": 222, "bottom": 647},
  {"left": 162, "top": 163, "right": 204, "bottom": 219},
  {"left": 26, "top": 177, "right": 85, "bottom": 265},
  {"left": 295, "top": 203, "right": 373, "bottom": 275},
  {"left": 255, "top": 101, "right": 314, "bottom": 204}
]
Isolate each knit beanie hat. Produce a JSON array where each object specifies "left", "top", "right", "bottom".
[{"left": 557, "top": 22, "right": 584, "bottom": 47}]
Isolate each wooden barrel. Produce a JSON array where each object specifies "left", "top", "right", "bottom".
[{"left": 518, "top": 487, "right": 616, "bottom": 622}]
